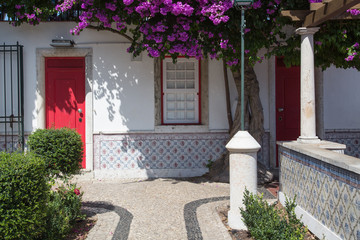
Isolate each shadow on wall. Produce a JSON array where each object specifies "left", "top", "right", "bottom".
[{"left": 93, "top": 55, "right": 150, "bottom": 128}]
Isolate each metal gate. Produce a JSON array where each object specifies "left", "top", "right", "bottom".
[{"left": 0, "top": 43, "right": 24, "bottom": 152}]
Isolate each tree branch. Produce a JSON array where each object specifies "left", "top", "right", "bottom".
[{"left": 87, "top": 24, "right": 134, "bottom": 42}]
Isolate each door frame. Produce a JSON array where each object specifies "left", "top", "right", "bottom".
[
  {"left": 269, "top": 56, "right": 324, "bottom": 171},
  {"left": 36, "top": 48, "right": 93, "bottom": 170},
  {"left": 269, "top": 56, "right": 277, "bottom": 171}
]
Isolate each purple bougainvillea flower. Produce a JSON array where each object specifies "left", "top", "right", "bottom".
[
  {"left": 25, "top": 13, "right": 36, "bottom": 19},
  {"left": 123, "top": 0, "right": 134, "bottom": 6}
]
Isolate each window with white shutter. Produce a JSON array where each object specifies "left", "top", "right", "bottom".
[{"left": 162, "top": 58, "right": 200, "bottom": 124}]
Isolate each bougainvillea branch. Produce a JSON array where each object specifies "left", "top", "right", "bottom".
[{"left": 1, "top": 0, "right": 360, "bottom": 68}]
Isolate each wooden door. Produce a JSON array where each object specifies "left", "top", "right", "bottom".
[
  {"left": 45, "top": 57, "right": 86, "bottom": 168},
  {"left": 275, "top": 57, "right": 300, "bottom": 166}
]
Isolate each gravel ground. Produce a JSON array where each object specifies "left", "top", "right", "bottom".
[{"left": 73, "top": 177, "right": 276, "bottom": 240}]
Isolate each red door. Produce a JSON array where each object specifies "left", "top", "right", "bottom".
[
  {"left": 275, "top": 57, "right": 300, "bottom": 166},
  {"left": 45, "top": 57, "right": 86, "bottom": 168}
]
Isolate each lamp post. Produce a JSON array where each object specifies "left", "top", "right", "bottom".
[
  {"left": 233, "top": 0, "right": 253, "bottom": 130},
  {"left": 226, "top": 0, "right": 257, "bottom": 231}
]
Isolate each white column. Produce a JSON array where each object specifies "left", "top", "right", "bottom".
[
  {"left": 226, "top": 131, "right": 261, "bottom": 230},
  {"left": 296, "top": 27, "right": 320, "bottom": 143}
]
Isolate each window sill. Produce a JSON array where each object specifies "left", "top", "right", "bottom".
[{"left": 155, "top": 125, "right": 209, "bottom": 133}]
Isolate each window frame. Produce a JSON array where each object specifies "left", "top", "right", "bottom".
[{"left": 161, "top": 57, "right": 201, "bottom": 125}]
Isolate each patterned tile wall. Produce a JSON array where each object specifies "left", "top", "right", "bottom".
[
  {"left": 94, "top": 133, "right": 229, "bottom": 170},
  {"left": 325, "top": 130, "right": 360, "bottom": 158},
  {"left": 0, "top": 135, "right": 26, "bottom": 152},
  {"left": 279, "top": 147, "right": 360, "bottom": 240}
]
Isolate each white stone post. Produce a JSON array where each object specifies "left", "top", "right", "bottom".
[
  {"left": 296, "top": 27, "right": 321, "bottom": 143},
  {"left": 226, "top": 131, "right": 261, "bottom": 230}
]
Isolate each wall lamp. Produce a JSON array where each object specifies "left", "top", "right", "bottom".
[
  {"left": 50, "top": 39, "right": 75, "bottom": 47},
  {"left": 233, "top": 0, "right": 254, "bottom": 6}
]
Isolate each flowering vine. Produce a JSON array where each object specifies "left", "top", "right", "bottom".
[
  {"left": 345, "top": 42, "right": 359, "bottom": 61},
  {"left": 2, "top": 0, "right": 360, "bottom": 69}
]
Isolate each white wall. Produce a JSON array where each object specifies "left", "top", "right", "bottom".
[
  {"left": 0, "top": 22, "right": 155, "bottom": 133},
  {"left": 254, "top": 50, "right": 270, "bottom": 131},
  {"left": 91, "top": 45, "right": 154, "bottom": 133},
  {"left": 208, "top": 59, "right": 228, "bottom": 131},
  {"left": 1, "top": 22, "right": 236, "bottom": 134},
  {"left": 324, "top": 66, "right": 360, "bottom": 130}
]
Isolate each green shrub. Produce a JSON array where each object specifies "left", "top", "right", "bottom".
[
  {"left": 0, "top": 152, "right": 50, "bottom": 240},
  {"left": 240, "top": 189, "right": 307, "bottom": 240},
  {"left": 27, "top": 127, "right": 83, "bottom": 178},
  {"left": 42, "top": 183, "right": 84, "bottom": 240}
]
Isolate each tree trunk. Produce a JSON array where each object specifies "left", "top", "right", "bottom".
[{"left": 205, "top": 58, "right": 272, "bottom": 184}]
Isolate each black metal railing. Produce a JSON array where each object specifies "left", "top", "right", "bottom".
[{"left": 0, "top": 43, "right": 24, "bottom": 152}]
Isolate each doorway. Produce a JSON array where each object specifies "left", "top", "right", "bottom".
[
  {"left": 275, "top": 57, "right": 300, "bottom": 166},
  {"left": 45, "top": 57, "right": 86, "bottom": 168}
]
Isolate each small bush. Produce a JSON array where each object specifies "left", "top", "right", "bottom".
[
  {"left": 0, "top": 152, "right": 50, "bottom": 240},
  {"left": 27, "top": 127, "right": 83, "bottom": 178},
  {"left": 42, "top": 183, "right": 84, "bottom": 240},
  {"left": 240, "top": 189, "right": 307, "bottom": 240}
]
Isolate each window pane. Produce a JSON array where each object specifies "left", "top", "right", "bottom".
[
  {"left": 167, "top": 111, "right": 176, "bottom": 119},
  {"left": 186, "top": 102, "right": 194, "bottom": 110},
  {"left": 186, "top": 71, "right": 194, "bottom": 79},
  {"left": 167, "top": 72, "right": 176, "bottom": 80},
  {"left": 167, "top": 102, "right": 175, "bottom": 110},
  {"left": 177, "top": 102, "right": 185, "bottom": 110},
  {"left": 166, "top": 62, "right": 176, "bottom": 70},
  {"left": 186, "top": 81, "right": 195, "bottom": 89},
  {"left": 162, "top": 59, "right": 199, "bottom": 124},
  {"left": 186, "top": 94, "right": 194, "bottom": 101},
  {"left": 176, "top": 62, "right": 185, "bottom": 70},
  {"left": 176, "top": 81, "right": 185, "bottom": 89},
  {"left": 176, "top": 72, "right": 185, "bottom": 79},
  {"left": 186, "top": 62, "right": 195, "bottom": 70},
  {"left": 186, "top": 111, "right": 195, "bottom": 120},
  {"left": 178, "top": 111, "right": 185, "bottom": 119},
  {"left": 177, "top": 94, "right": 185, "bottom": 101},
  {"left": 167, "top": 93, "right": 175, "bottom": 101},
  {"left": 167, "top": 81, "right": 175, "bottom": 89}
]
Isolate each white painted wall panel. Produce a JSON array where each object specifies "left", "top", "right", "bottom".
[
  {"left": 324, "top": 66, "right": 360, "bottom": 129},
  {"left": 208, "top": 59, "right": 228, "bottom": 131},
  {"left": 254, "top": 50, "right": 270, "bottom": 131},
  {"left": 92, "top": 45, "right": 154, "bottom": 133}
]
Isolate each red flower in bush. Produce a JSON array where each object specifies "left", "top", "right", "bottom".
[{"left": 74, "top": 189, "right": 80, "bottom": 196}]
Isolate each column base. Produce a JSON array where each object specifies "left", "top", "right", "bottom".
[
  {"left": 297, "top": 136, "right": 321, "bottom": 143},
  {"left": 228, "top": 210, "right": 247, "bottom": 230}
]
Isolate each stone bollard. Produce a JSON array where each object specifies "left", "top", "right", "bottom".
[{"left": 226, "top": 131, "right": 261, "bottom": 230}]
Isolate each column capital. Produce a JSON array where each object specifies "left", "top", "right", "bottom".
[{"left": 295, "top": 27, "right": 320, "bottom": 35}]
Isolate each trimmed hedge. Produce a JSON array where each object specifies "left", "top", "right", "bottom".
[
  {"left": 0, "top": 152, "right": 50, "bottom": 240},
  {"left": 27, "top": 127, "right": 83, "bottom": 178},
  {"left": 240, "top": 189, "right": 307, "bottom": 240}
]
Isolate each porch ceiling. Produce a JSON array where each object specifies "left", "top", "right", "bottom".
[{"left": 280, "top": 0, "right": 360, "bottom": 27}]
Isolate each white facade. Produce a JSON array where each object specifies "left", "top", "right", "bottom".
[
  {"left": 324, "top": 66, "right": 360, "bottom": 130},
  {"left": 0, "top": 22, "right": 238, "bottom": 133},
  {"left": 1, "top": 22, "right": 359, "bottom": 177}
]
